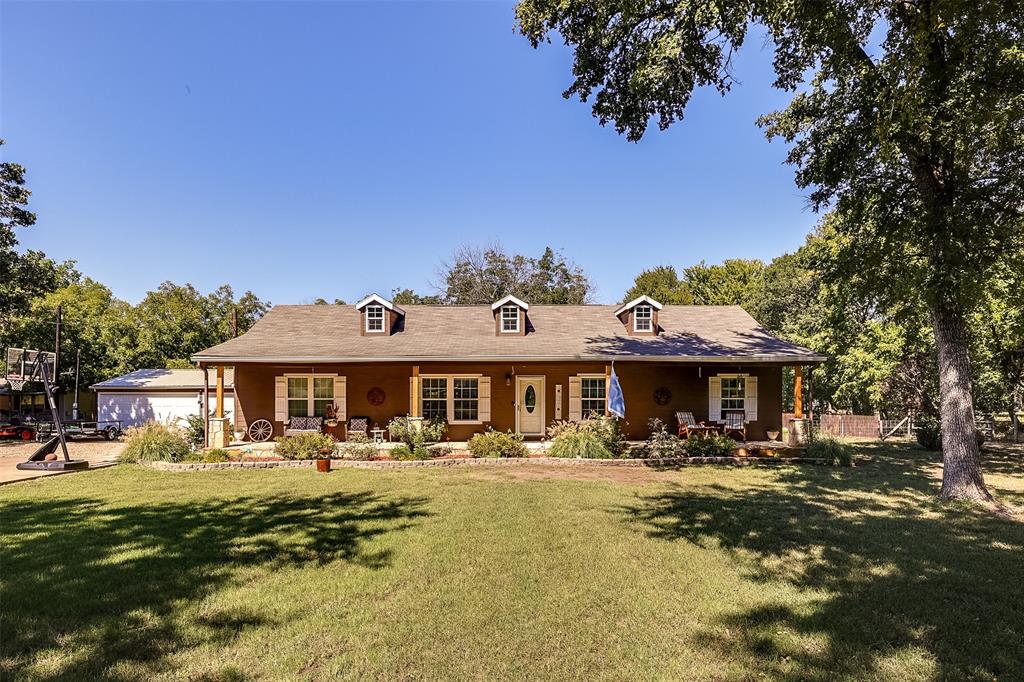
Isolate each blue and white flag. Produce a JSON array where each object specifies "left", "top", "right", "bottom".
[{"left": 608, "top": 362, "right": 626, "bottom": 419}]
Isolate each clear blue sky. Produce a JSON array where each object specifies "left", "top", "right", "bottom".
[{"left": 2, "top": 1, "right": 817, "bottom": 305}]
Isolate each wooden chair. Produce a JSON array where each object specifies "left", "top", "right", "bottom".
[
  {"left": 722, "top": 411, "right": 747, "bottom": 441},
  {"left": 675, "top": 411, "right": 699, "bottom": 438}
]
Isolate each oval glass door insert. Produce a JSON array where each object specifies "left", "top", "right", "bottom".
[{"left": 524, "top": 385, "right": 537, "bottom": 413}]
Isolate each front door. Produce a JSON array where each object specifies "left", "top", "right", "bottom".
[{"left": 517, "top": 377, "right": 544, "bottom": 436}]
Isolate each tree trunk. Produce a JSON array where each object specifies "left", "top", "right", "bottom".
[
  {"left": 931, "top": 299, "right": 993, "bottom": 503},
  {"left": 1011, "top": 387, "right": 1021, "bottom": 443}
]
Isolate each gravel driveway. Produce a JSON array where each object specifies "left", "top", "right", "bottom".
[{"left": 0, "top": 439, "right": 124, "bottom": 484}]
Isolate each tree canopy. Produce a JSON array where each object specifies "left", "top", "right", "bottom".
[
  {"left": 518, "top": 0, "right": 1024, "bottom": 507},
  {"left": 436, "top": 244, "right": 593, "bottom": 305}
]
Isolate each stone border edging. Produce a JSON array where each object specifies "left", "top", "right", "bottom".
[{"left": 143, "top": 456, "right": 830, "bottom": 472}]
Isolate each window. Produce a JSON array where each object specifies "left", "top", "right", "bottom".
[
  {"left": 287, "top": 377, "right": 308, "bottom": 418},
  {"left": 420, "top": 376, "right": 482, "bottom": 422},
  {"left": 501, "top": 305, "right": 520, "bottom": 333},
  {"left": 288, "top": 375, "right": 335, "bottom": 418},
  {"left": 453, "top": 378, "right": 479, "bottom": 421},
  {"left": 366, "top": 304, "right": 385, "bottom": 332},
  {"left": 633, "top": 304, "right": 652, "bottom": 332},
  {"left": 581, "top": 377, "right": 606, "bottom": 416},
  {"left": 421, "top": 378, "right": 447, "bottom": 420},
  {"left": 721, "top": 377, "right": 745, "bottom": 412}
]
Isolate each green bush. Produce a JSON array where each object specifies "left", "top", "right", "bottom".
[
  {"left": 546, "top": 415, "right": 627, "bottom": 458},
  {"left": 274, "top": 432, "right": 336, "bottom": 460},
  {"left": 390, "top": 444, "right": 431, "bottom": 461},
  {"left": 185, "top": 448, "right": 233, "bottom": 463},
  {"left": 427, "top": 443, "right": 454, "bottom": 458},
  {"left": 806, "top": 437, "right": 855, "bottom": 466},
  {"left": 337, "top": 433, "right": 377, "bottom": 460},
  {"left": 387, "top": 415, "right": 447, "bottom": 451},
  {"left": 120, "top": 421, "right": 192, "bottom": 463},
  {"left": 639, "top": 418, "right": 682, "bottom": 458},
  {"left": 468, "top": 429, "right": 527, "bottom": 458},
  {"left": 549, "top": 429, "right": 614, "bottom": 459},
  {"left": 914, "top": 415, "right": 984, "bottom": 451},
  {"left": 182, "top": 414, "right": 206, "bottom": 448},
  {"left": 683, "top": 433, "right": 737, "bottom": 457}
]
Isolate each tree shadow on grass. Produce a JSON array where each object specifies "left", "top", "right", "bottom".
[
  {"left": 616, "top": 447, "right": 1024, "bottom": 679},
  {"left": 1, "top": 489, "right": 430, "bottom": 681}
]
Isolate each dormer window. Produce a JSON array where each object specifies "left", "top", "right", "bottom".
[
  {"left": 365, "top": 305, "right": 385, "bottom": 333},
  {"left": 633, "top": 304, "right": 653, "bottom": 332},
  {"left": 614, "top": 295, "right": 663, "bottom": 336},
  {"left": 501, "top": 305, "right": 520, "bottom": 333},
  {"left": 491, "top": 294, "right": 529, "bottom": 337},
  {"left": 355, "top": 293, "right": 405, "bottom": 336}
]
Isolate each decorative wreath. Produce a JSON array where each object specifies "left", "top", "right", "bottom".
[
  {"left": 367, "top": 386, "right": 386, "bottom": 406},
  {"left": 653, "top": 387, "right": 672, "bottom": 406}
]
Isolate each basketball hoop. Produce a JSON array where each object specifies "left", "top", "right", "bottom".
[{"left": 8, "top": 379, "right": 26, "bottom": 392}]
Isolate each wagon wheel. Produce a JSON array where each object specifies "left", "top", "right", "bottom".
[{"left": 248, "top": 419, "right": 273, "bottom": 442}]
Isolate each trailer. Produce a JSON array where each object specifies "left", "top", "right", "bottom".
[{"left": 34, "top": 420, "right": 122, "bottom": 442}]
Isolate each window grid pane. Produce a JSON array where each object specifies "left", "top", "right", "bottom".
[
  {"left": 287, "top": 377, "right": 308, "bottom": 399},
  {"left": 581, "top": 378, "right": 606, "bottom": 416},
  {"left": 501, "top": 306, "right": 519, "bottom": 332},
  {"left": 634, "top": 305, "right": 652, "bottom": 331},
  {"left": 721, "top": 378, "right": 745, "bottom": 411},
  {"left": 367, "top": 305, "right": 384, "bottom": 331},
  {"left": 422, "top": 378, "right": 447, "bottom": 420},
  {"left": 453, "top": 378, "right": 479, "bottom": 421}
]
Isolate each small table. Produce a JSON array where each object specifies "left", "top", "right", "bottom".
[
  {"left": 688, "top": 425, "right": 720, "bottom": 437},
  {"left": 370, "top": 428, "right": 387, "bottom": 444}
]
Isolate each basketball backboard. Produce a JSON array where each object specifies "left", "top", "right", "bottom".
[{"left": 4, "top": 347, "right": 57, "bottom": 387}]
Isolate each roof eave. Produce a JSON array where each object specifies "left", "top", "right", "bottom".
[{"left": 192, "top": 353, "right": 826, "bottom": 364}]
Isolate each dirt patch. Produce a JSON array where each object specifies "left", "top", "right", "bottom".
[{"left": 0, "top": 439, "right": 125, "bottom": 460}]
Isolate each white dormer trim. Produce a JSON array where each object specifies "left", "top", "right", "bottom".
[
  {"left": 355, "top": 293, "right": 406, "bottom": 316},
  {"left": 490, "top": 294, "right": 529, "bottom": 312},
  {"left": 614, "top": 295, "right": 663, "bottom": 317}
]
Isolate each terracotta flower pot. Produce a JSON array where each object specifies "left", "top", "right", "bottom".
[{"left": 316, "top": 458, "right": 331, "bottom": 473}]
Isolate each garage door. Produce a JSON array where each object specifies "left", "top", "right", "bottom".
[{"left": 97, "top": 391, "right": 235, "bottom": 429}]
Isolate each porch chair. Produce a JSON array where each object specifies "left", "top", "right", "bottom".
[
  {"left": 347, "top": 416, "right": 370, "bottom": 441},
  {"left": 722, "top": 411, "right": 747, "bottom": 441},
  {"left": 284, "top": 416, "right": 323, "bottom": 437},
  {"left": 675, "top": 411, "right": 700, "bottom": 438}
]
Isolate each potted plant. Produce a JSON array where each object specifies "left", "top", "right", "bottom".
[
  {"left": 316, "top": 442, "right": 334, "bottom": 472},
  {"left": 324, "top": 404, "right": 339, "bottom": 428}
]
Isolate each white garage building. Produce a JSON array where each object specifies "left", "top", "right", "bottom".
[{"left": 92, "top": 369, "right": 234, "bottom": 429}]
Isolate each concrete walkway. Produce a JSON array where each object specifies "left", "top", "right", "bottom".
[{"left": 0, "top": 440, "right": 123, "bottom": 485}]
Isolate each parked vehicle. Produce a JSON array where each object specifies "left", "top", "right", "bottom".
[
  {"left": 33, "top": 420, "right": 122, "bottom": 442},
  {"left": 0, "top": 423, "right": 36, "bottom": 441}
]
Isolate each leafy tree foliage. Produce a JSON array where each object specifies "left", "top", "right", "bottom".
[
  {"left": 622, "top": 265, "right": 693, "bottom": 304},
  {"left": 518, "top": 0, "right": 1024, "bottom": 506},
  {"left": 391, "top": 288, "right": 443, "bottom": 305},
  {"left": 438, "top": 244, "right": 593, "bottom": 304}
]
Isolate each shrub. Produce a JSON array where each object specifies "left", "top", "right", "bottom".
[
  {"left": 184, "top": 448, "right": 233, "bottom": 463},
  {"left": 390, "top": 444, "right": 431, "bottom": 461},
  {"left": 274, "top": 432, "right": 336, "bottom": 460},
  {"left": 683, "top": 433, "right": 737, "bottom": 457},
  {"left": 549, "top": 429, "right": 614, "bottom": 459},
  {"left": 639, "top": 418, "right": 682, "bottom": 459},
  {"left": 120, "top": 421, "right": 192, "bottom": 463},
  {"left": 387, "top": 415, "right": 447, "bottom": 451},
  {"left": 337, "top": 433, "right": 377, "bottom": 461},
  {"left": 915, "top": 415, "right": 984, "bottom": 451},
  {"left": 467, "top": 429, "right": 527, "bottom": 458},
  {"left": 182, "top": 414, "right": 206, "bottom": 448},
  {"left": 546, "top": 415, "right": 627, "bottom": 458},
  {"left": 806, "top": 437, "right": 855, "bottom": 466}
]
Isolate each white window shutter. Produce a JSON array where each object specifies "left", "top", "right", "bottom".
[
  {"left": 568, "top": 376, "right": 582, "bottom": 422},
  {"left": 708, "top": 376, "right": 722, "bottom": 423},
  {"left": 745, "top": 376, "right": 758, "bottom": 422},
  {"left": 334, "top": 376, "right": 347, "bottom": 421},
  {"left": 274, "top": 376, "right": 287, "bottom": 422},
  {"left": 479, "top": 377, "right": 491, "bottom": 422}
]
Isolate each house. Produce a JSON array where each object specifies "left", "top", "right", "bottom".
[
  {"left": 191, "top": 293, "right": 824, "bottom": 445},
  {"left": 91, "top": 368, "right": 235, "bottom": 429}
]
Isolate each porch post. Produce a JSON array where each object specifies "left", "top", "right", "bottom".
[
  {"left": 203, "top": 366, "right": 210, "bottom": 449},
  {"left": 808, "top": 366, "right": 814, "bottom": 432},
  {"left": 604, "top": 364, "right": 612, "bottom": 417},
  {"left": 216, "top": 366, "right": 225, "bottom": 418},
  {"left": 411, "top": 365, "right": 420, "bottom": 418},
  {"left": 794, "top": 365, "right": 804, "bottom": 418}
]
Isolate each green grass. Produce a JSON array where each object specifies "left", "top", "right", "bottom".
[{"left": 2, "top": 443, "right": 1023, "bottom": 681}]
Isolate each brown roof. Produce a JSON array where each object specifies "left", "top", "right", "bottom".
[{"left": 192, "top": 305, "right": 824, "bottom": 364}]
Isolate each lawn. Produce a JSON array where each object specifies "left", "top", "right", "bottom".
[{"left": 2, "top": 444, "right": 1023, "bottom": 681}]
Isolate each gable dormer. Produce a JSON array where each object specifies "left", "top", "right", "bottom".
[
  {"left": 491, "top": 295, "right": 528, "bottom": 337},
  {"left": 355, "top": 293, "right": 405, "bottom": 336},
  {"left": 614, "top": 295, "right": 662, "bottom": 336}
]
